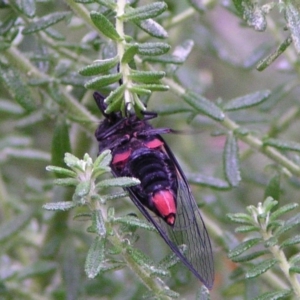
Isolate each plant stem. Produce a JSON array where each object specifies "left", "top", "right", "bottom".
[
  {"left": 115, "top": 0, "right": 135, "bottom": 111},
  {"left": 261, "top": 230, "right": 300, "bottom": 297},
  {"left": 162, "top": 76, "right": 300, "bottom": 178},
  {"left": 64, "top": 0, "right": 96, "bottom": 30},
  {"left": 168, "top": 7, "right": 196, "bottom": 28},
  {"left": 266, "top": 16, "right": 298, "bottom": 70}
]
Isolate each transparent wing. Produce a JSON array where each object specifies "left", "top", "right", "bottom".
[
  {"left": 159, "top": 136, "right": 214, "bottom": 288},
  {"left": 124, "top": 166, "right": 214, "bottom": 289},
  {"left": 165, "top": 178, "right": 214, "bottom": 288}
]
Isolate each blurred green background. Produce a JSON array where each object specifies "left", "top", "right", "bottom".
[{"left": 1, "top": 0, "right": 300, "bottom": 299}]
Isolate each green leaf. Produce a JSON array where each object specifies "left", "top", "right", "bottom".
[
  {"left": 72, "top": 181, "right": 91, "bottom": 204},
  {"left": 285, "top": 0, "right": 300, "bottom": 54},
  {"left": 43, "top": 201, "right": 76, "bottom": 211},
  {"left": 163, "top": 290, "right": 181, "bottom": 299},
  {"left": 104, "top": 84, "right": 126, "bottom": 104},
  {"left": 223, "top": 133, "right": 241, "bottom": 187},
  {"left": 99, "top": 262, "right": 127, "bottom": 273},
  {"left": 0, "top": 14, "right": 17, "bottom": 35},
  {"left": 51, "top": 119, "right": 71, "bottom": 174},
  {"left": 247, "top": 6, "right": 267, "bottom": 32},
  {"left": 0, "top": 208, "right": 35, "bottom": 242},
  {"left": 271, "top": 206, "right": 299, "bottom": 227},
  {"left": 105, "top": 96, "right": 123, "bottom": 114},
  {"left": 46, "top": 165, "right": 77, "bottom": 178},
  {"left": 92, "top": 166, "right": 111, "bottom": 179},
  {"left": 275, "top": 214, "right": 300, "bottom": 237},
  {"left": 195, "top": 287, "right": 210, "bottom": 300},
  {"left": 85, "top": 73, "right": 122, "bottom": 89},
  {"left": 21, "top": 0, "right": 36, "bottom": 18},
  {"left": 75, "top": 0, "right": 116, "bottom": 9},
  {"left": 96, "top": 0, "right": 116, "bottom": 9},
  {"left": 122, "top": 44, "right": 139, "bottom": 63},
  {"left": 228, "top": 238, "right": 262, "bottom": 258},
  {"left": 227, "top": 213, "right": 253, "bottom": 224},
  {"left": 223, "top": 90, "right": 270, "bottom": 111},
  {"left": 96, "top": 177, "right": 140, "bottom": 188},
  {"left": 85, "top": 237, "right": 106, "bottom": 278},
  {"left": 280, "top": 235, "right": 300, "bottom": 249},
  {"left": 257, "top": 37, "right": 293, "bottom": 71},
  {"left": 129, "top": 70, "right": 165, "bottom": 84},
  {"left": 92, "top": 210, "right": 106, "bottom": 237},
  {"left": 230, "top": 250, "right": 269, "bottom": 263},
  {"left": 0, "top": 135, "right": 31, "bottom": 149},
  {"left": 128, "top": 86, "right": 152, "bottom": 95},
  {"left": 90, "top": 11, "right": 122, "bottom": 41},
  {"left": 232, "top": 0, "right": 267, "bottom": 31},
  {"left": 252, "top": 290, "right": 292, "bottom": 300},
  {"left": 288, "top": 253, "right": 300, "bottom": 265},
  {"left": 242, "top": 43, "right": 273, "bottom": 69},
  {"left": 267, "top": 220, "right": 283, "bottom": 232},
  {"left": 168, "top": 40, "right": 194, "bottom": 73},
  {"left": 60, "top": 73, "right": 86, "bottom": 87},
  {"left": 182, "top": 91, "right": 225, "bottom": 121},
  {"left": 148, "top": 265, "right": 170, "bottom": 277},
  {"left": 1, "top": 148, "right": 50, "bottom": 161},
  {"left": 264, "top": 236, "right": 278, "bottom": 247},
  {"left": 101, "top": 192, "right": 128, "bottom": 202},
  {"left": 0, "top": 65, "right": 36, "bottom": 112},
  {"left": 0, "top": 100, "right": 23, "bottom": 115},
  {"left": 114, "top": 215, "right": 155, "bottom": 231},
  {"left": 233, "top": 127, "right": 250, "bottom": 136},
  {"left": 27, "top": 78, "right": 52, "bottom": 86},
  {"left": 134, "top": 83, "right": 169, "bottom": 91},
  {"left": 187, "top": 173, "right": 230, "bottom": 190},
  {"left": 157, "top": 250, "right": 181, "bottom": 270},
  {"left": 18, "top": 260, "right": 57, "bottom": 279},
  {"left": 127, "top": 247, "right": 169, "bottom": 276},
  {"left": 78, "top": 56, "right": 119, "bottom": 76},
  {"left": 134, "top": 19, "right": 168, "bottom": 39},
  {"left": 22, "top": 12, "right": 70, "bottom": 34},
  {"left": 44, "top": 27, "right": 65, "bottom": 40},
  {"left": 122, "top": 2, "right": 167, "bottom": 21},
  {"left": 264, "top": 174, "right": 281, "bottom": 201},
  {"left": 76, "top": 181, "right": 91, "bottom": 197},
  {"left": 53, "top": 178, "right": 79, "bottom": 187},
  {"left": 127, "top": 246, "right": 153, "bottom": 265},
  {"left": 143, "top": 54, "right": 185, "bottom": 64},
  {"left": 245, "top": 258, "right": 277, "bottom": 278},
  {"left": 289, "top": 266, "right": 300, "bottom": 273},
  {"left": 263, "top": 138, "right": 300, "bottom": 152},
  {"left": 94, "top": 149, "right": 112, "bottom": 169},
  {"left": 262, "top": 196, "right": 278, "bottom": 213},
  {"left": 137, "top": 42, "right": 171, "bottom": 56},
  {"left": 235, "top": 225, "right": 259, "bottom": 233}
]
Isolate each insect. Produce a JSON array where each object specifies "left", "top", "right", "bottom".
[{"left": 94, "top": 91, "right": 214, "bottom": 289}]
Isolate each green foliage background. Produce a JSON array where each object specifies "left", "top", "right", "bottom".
[{"left": 1, "top": 0, "right": 300, "bottom": 299}]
